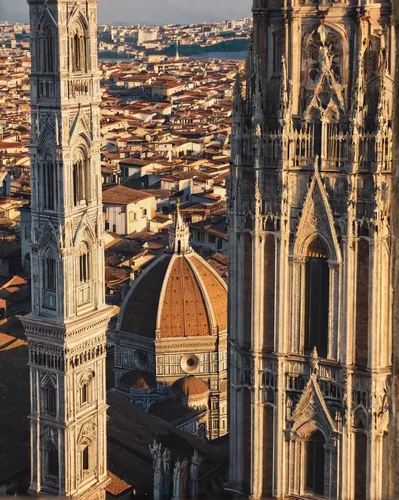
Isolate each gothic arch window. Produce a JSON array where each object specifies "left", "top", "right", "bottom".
[
  {"left": 263, "top": 405, "right": 274, "bottom": 495},
  {"left": 354, "top": 422, "right": 367, "bottom": 499},
  {"left": 78, "top": 243, "right": 90, "bottom": 284},
  {"left": 305, "top": 430, "right": 325, "bottom": 495},
  {"left": 76, "top": 241, "right": 92, "bottom": 307},
  {"left": 305, "top": 237, "right": 329, "bottom": 358},
  {"left": 304, "top": 25, "right": 343, "bottom": 87},
  {"left": 47, "top": 445, "right": 59, "bottom": 477},
  {"left": 38, "top": 21, "right": 56, "bottom": 73},
  {"left": 78, "top": 422, "right": 95, "bottom": 480},
  {"left": 79, "top": 370, "right": 94, "bottom": 406},
  {"left": 42, "top": 427, "right": 59, "bottom": 481},
  {"left": 42, "top": 248, "right": 57, "bottom": 310},
  {"left": 355, "top": 239, "right": 369, "bottom": 367},
  {"left": 81, "top": 381, "right": 89, "bottom": 404},
  {"left": 41, "top": 375, "right": 57, "bottom": 416},
  {"left": 41, "top": 157, "right": 57, "bottom": 211},
  {"left": 70, "top": 21, "right": 88, "bottom": 73},
  {"left": 82, "top": 445, "right": 89, "bottom": 471},
  {"left": 73, "top": 149, "right": 89, "bottom": 206},
  {"left": 264, "top": 234, "right": 275, "bottom": 351}
]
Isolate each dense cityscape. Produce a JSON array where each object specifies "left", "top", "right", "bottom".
[{"left": 1, "top": 1, "right": 399, "bottom": 500}]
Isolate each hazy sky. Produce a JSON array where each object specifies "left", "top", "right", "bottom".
[{"left": 1, "top": 0, "right": 253, "bottom": 24}]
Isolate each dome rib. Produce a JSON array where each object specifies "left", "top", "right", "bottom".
[
  {"left": 118, "top": 250, "right": 227, "bottom": 339},
  {"left": 185, "top": 254, "right": 216, "bottom": 333}
]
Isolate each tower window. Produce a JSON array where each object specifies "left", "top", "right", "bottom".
[
  {"left": 81, "top": 381, "right": 89, "bottom": 404},
  {"left": 47, "top": 445, "right": 59, "bottom": 477},
  {"left": 42, "top": 382, "right": 56, "bottom": 416},
  {"left": 71, "top": 29, "right": 87, "bottom": 73},
  {"left": 82, "top": 445, "right": 89, "bottom": 471},
  {"left": 43, "top": 35, "right": 54, "bottom": 73},
  {"left": 305, "top": 238, "right": 329, "bottom": 358},
  {"left": 42, "top": 162, "right": 56, "bottom": 210},
  {"left": 73, "top": 159, "right": 87, "bottom": 206},
  {"left": 43, "top": 258, "right": 56, "bottom": 292},
  {"left": 79, "top": 252, "right": 89, "bottom": 283},
  {"left": 306, "top": 430, "right": 325, "bottom": 495}
]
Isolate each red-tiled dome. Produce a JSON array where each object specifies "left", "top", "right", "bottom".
[
  {"left": 118, "top": 251, "right": 227, "bottom": 339},
  {"left": 171, "top": 376, "right": 210, "bottom": 397}
]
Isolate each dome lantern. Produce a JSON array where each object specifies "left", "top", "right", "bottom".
[{"left": 169, "top": 199, "right": 190, "bottom": 255}]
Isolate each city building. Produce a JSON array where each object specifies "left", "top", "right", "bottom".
[
  {"left": 21, "top": 0, "right": 111, "bottom": 497},
  {"left": 103, "top": 185, "right": 156, "bottom": 235},
  {"left": 228, "top": 0, "right": 393, "bottom": 499},
  {"left": 114, "top": 205, "right": 228, "bottom": 440}
]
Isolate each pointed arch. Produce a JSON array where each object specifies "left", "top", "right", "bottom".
[
  {"left": 294, "top": 167, "right": 341, "bottom": 263},
  {"left": 69, "top": 11, "right": 89, "bottom": 73},
  {"left": 40, "top": 374, "right": 57, "bottom": 416},
  {"left": 38, "top": 221, "right": 58, "bottom": 251},
  {"left": 79, "top": 369, "right": 95, "bottom": 406},
  {"left": 37, "top": 9, "right": 57, "bottom": 73},
  {"left": 71, "top": 140, "right": 91, "bottom": 206},
  {"left": 73, "top": 215, "right": 96, "bottom": 247},
  {"left": 41, "top": 426, "right": 59, "bottom": 479},
  {"left": 38, "top": 120, "right": 56, "bottom": 157}
]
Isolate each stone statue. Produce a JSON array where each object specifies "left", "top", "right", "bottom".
[
  {"left": 189, "top": 450, "right": 202, "bottom": 500},
  {"left": 172, "top": 459, "right": 181, "bottom": 500},
  {"left": 149, "top": 441, "right": 163, "bottom": 499}
]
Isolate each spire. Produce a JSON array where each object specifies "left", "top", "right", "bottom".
[
  {"left": 175, "top": 40, "right": 180, "bottom": 61},
  {"left": 169, "top": 199, "right": 190, "bottom": 254}
]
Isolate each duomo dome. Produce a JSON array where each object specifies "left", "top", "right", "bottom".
[{"left": 114, "top": 205, "right": 228, "bottom": 440}]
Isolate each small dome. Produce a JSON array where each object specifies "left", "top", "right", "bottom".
[
  {"left": 171, "top": 375, "right": 210, "bottom": 397},
  {"left": 119, "top": 370, "right": 156, "bottom": 390},
  {"left": 118, "top": 251, "right": 227, "bottom": 339}
]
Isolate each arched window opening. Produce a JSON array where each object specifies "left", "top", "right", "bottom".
[
  {"left": 42, "top": 381, "right": 56, "bottom": 416},
  {"left": 354, "top": 430, "right": 367, "bottom": 499},
  {"left": 39, "top": 24, "right": 55, "bottom": 73},
  {"left": 305, "top": 238, "right": 329, "bottom": 358},
  {"left": 71, "top": 26, "right": 87, "bottom": 73},
  {"left": 264, "top": 234, "right": 275, "bottom": 351},
  {"left": 177, "top": 240, "right": 181, "bottom": 255},
  {"left": 82, "top": 445, "right": 89, "bottom": 471},
  {"left": 42, "top": 256, "right": 57, "bottom": 310},
  {"left": 73, "top": 158, "right": 87, "bottom": 206},
  {"left": 262, "top": 406, "right": 274, "bottom": 496},
  {"left": 81, "top": 381, "right": 89, "bottom": 405},
  {"left": 356, "top": 239, "right": 369, "bottom": 367},
  {"left": 306, "top": 430, "right": 325, "bottom": 495},
  {"left": 79, "top": 252, "right": 89, "bottom": 283},
  {"left": 44, "top": 34, "right": 54, "bottom": 73},
  {"left": 42, "top": 161, "right": 57, "bottom": 210},
  {"left": 47, "top": 444, "right": 59, "bottom": 477}
]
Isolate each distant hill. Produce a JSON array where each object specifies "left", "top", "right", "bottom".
[{"left": 160, "top": 39, "right": 248, "bottom": 58}]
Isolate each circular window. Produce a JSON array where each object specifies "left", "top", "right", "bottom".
[
  {"left": 134, "top": 350, "right": 149, "bottom": 370},
  {"left": 181, "top": 354, "right": 199, "bottom": 373}
]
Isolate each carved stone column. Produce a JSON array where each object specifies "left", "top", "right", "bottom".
[{"left": 328, "top": 262, "right": 340, "bottom": 360}]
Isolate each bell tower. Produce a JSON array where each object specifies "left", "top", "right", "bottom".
[
  {"left": 228, "top": 0, "right": 394, "bottom": 498},
  {"left": 23, "top": 0, "right": 111, "bottom": 497}
]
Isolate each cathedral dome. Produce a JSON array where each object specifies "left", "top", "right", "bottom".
[
  {"left": 118, "top": 239, "right": 227, "bottom": 340},
  {"left": 171, "top": 375, "right": 210, "bottom": 397}
]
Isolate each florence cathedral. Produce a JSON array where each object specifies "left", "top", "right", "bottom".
[
  {"left": 228, "top": 0, "right": 394, "bottom": 499},
  {"left": 114, "top": 205, "right": 228, "bottom": 441}
]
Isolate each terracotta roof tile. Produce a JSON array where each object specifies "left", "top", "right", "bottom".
[{"left": 106, "top": 471, "right": 132, "bottom": 496}]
